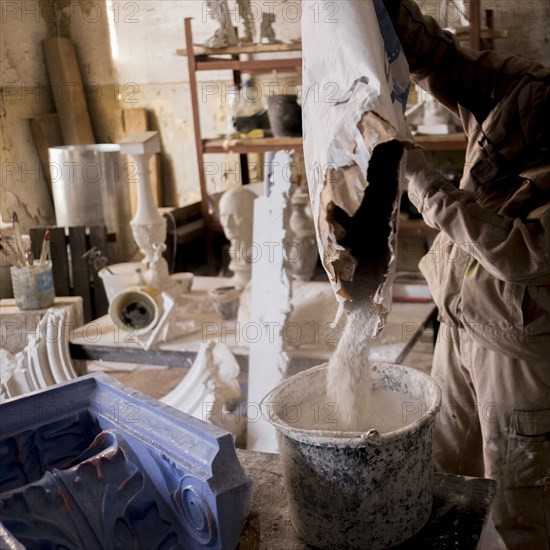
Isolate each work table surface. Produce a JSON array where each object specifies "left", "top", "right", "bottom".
[{"left": 70, "top": 276, "right": 436, "bottom": 370}]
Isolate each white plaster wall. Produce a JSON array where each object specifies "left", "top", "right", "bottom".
[
  {"left": 108, "top": 0, "right": 302, "bottom": 206},
  {"left": 1, "top": 1, "right": 56, "bottom": 229},
  {"left": 423, "top": 0, "right": 550, "bottom": 65},
  {"left": 487, "top": 0, "right": 550, "bottom": 63}
]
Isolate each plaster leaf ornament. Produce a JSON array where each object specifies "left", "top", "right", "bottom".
[
  {"left": 204, "top": 0, "right": 239, "bottom": 48},
  {"left": 1, "top": 348, "right": 37, "bottom": 401}
]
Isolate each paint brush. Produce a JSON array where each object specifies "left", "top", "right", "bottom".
[
  {"left": 39, "top": 230, "right": 51, "bottom": 264},
  {"left": 11, "top": 212, "right": 24, "bottom": 266}
]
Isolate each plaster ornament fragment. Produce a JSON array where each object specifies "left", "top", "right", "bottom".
[
  {"left": 260, "top": 12, "right": 281, "bottom": 44},
  {"left": 237, "top": 0, "right": 255, "bottom": 44},
  {"left": 209, "top": 286, "right": 242, "bottom": 320},
  {"left": 0, "top": 308, "right": 78, "bottom": 401},
  {"left": 288, "top": 190, "right": 318, "bottom": 281},
  {"left": 219, "top": 186, "right": 257, "bottom": 288},
  {"left": 161, "top": 340, "right": 242, "bottom": 437},
  {"left": 1, "top": 349, "right": 37, "bottom": 401},
  {"left": 203, "top": 0, "right": 239, "bottom": 48}
]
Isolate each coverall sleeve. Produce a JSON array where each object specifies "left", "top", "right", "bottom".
[{"left": 408, "top": 170, "right": 550, "bottom": 285}]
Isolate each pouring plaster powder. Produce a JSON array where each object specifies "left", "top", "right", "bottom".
[
  {"left": 324, "top": 303, "right": 410, "bottom": 434},
  {"left": 327, "top": 306, "right": 375, "bottom": 432}
]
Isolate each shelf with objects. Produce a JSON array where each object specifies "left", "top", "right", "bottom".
[
  {"left": 179, "top": 3, "right": 508, "bottom": 268},
  {"left": 178, "top": 17, "right": 303, "bottom": 259}
]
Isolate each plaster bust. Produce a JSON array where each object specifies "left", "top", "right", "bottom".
[{"left": 219, "top": 186, "right": 257, "bottom": 286}]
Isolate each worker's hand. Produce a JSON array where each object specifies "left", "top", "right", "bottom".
[
  {"left": 405, "top": 147, "right": 427, "bottom": 176},
  {"left": 404, "top": 147, "right": 431, "bottom": 211}
]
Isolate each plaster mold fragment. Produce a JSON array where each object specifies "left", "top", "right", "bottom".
[
  {"left": 160, "top": 341, "right": 242, "bottom": 437},
  {"left": 203, "top": 0, "right": 239, "bottom": 48},
  {"left": 1, "top": 309, "right": 77, "bottom": 401}
]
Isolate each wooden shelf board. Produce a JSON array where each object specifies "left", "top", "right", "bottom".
[
  {"left": 455, "top": 29, "right": 509, "bottom": 40},
  {"left": 195, "top": 58, "right": 301, "bottom": 72},
  {"left": 204, "top": 135, "right": 464, "bottom": 153},
  {"left": 177, "top": 42, "right": 302, "bottom": 57},
  {"left": 203, "top": 137, "right": 303, "bottom": 153},
  {"left": 415, "top": 133, "right": 467, "bottom": 151}
]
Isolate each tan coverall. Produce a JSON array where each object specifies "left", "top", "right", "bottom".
[{"left": 384, "top": 1, "right": 550, "bottom": 547}]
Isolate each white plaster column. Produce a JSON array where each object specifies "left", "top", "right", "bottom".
[
  {"left": 246, "top": 151, "right": 293, "bottom": 452},
  {"left": 120, "top": 131, "right": 171, "bottom": 290}
]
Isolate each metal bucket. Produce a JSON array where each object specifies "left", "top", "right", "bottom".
[
  {"left": 263, "top": 362, "right": 441, "bottom": 549},
  {"left": 49, "top": 145, "right": 134, "bottom": 261}
]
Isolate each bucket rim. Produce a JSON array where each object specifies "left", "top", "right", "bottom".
[{"left": 261, "top": 362, "right": 442, "bottom": 447}]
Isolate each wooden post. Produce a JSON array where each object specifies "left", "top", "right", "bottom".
[
  {"left": 470, "top": 0, "right": 481, "bottom": 50},
  {"left": 185, "top": 18, "right": 216, "bottom": 272},
  {"left": 43, "top": 37, "right": 95, "bottom": 144}
]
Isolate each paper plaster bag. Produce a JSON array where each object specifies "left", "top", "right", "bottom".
[{"left": 302, "top": 0, "right": 414, "bottom": 336}]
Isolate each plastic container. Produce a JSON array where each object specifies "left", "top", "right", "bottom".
[
  {"left": 10, "top": 261, "right": 55, "bottom": 310},
  {"left": 263, "top": 362, "right": 441, "bottom": 549}
]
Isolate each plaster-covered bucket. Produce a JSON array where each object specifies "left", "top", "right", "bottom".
[{"left": 263, "top": 363, "right": 441, "bottom": 549}]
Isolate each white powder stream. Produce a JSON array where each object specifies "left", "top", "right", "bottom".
[{"left": 327, "top": 305, "right": 378, "bottom": 432}]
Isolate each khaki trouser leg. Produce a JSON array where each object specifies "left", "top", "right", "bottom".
[
  {"left": 432, "top": 323, "right": 485, "bottom": 477},
  {"left": 432, "top": 324, "right": 550, "bottom": 549}
]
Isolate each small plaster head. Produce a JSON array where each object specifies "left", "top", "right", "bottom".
[{"left": 219, "top": 187, "right": 257, "bottom": 243}]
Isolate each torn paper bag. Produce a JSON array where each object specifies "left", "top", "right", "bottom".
[{"left": 302, "top": 0, "right": 414, "bottom": 335}]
